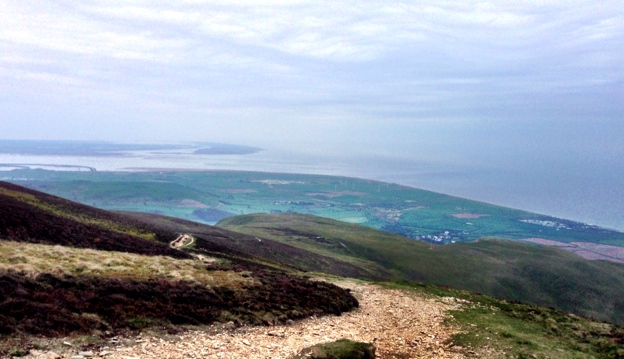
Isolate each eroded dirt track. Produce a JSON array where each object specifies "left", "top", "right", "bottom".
[
  {"left": 170, "top": 234, "right": 194, "bottom": 249},
  {"left": 101, "top": 281, "right": 466, "bottom": 359}
]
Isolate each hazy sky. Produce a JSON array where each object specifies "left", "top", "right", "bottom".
[{"left": 1, "top": 0, "right": 623, "bottom": 161}]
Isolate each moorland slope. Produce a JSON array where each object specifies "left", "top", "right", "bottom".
[
  {"left": 219, "top": 213, "right": 624, "bottom": 326},
  {"left": 1, "top": 182, "right": 623, "bottom": 358},
  {"left": 0, "top": 182, "right": 358, "bottom": 353}
]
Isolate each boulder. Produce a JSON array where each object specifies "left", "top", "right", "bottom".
[{"left": 292, "top": 339, "right": 375, "bottom": 359}]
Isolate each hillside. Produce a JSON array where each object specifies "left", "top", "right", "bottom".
[
  {"left": 0, "top": 181, "right": 186, "bottom": 258},
  {"left": 120, "top": 211, "right": 392, "bottom": 280},
  {"left": 0, "top": 182, "right": 358, "bottom": 355},
  {"left": 1, "top": 182, "right": 623, "bottom": 358},
  {"left": 218, "top": 213, "right": 624, "bottom": 326}
]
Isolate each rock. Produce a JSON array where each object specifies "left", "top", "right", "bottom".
[
  {"left": 78, "top": 351, "right": 94, "bottom": 357},
  {"left": 242, "top": 339, "right": 251, "bottom": 346},
  {"left": 29, "top": 351, "right": 61, "bottom": 359},
  {"left": 268, "top": 331, "right": 285, "bottom": 338},
  {"left": 292, "top": 339, "right": 376, "bottom": 359},
  {"left": 28, "top": 349, "right": 44, "bottom": 357}
]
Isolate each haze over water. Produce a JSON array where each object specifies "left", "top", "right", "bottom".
[{"left": 1, "top": 136, "right": 622, "bottom": 232}]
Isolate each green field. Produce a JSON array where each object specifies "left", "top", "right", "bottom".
[{"left": 5, "top": 169, "right": 624, "bottom": 249}]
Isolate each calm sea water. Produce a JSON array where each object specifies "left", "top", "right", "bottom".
[{"left": 1, "top": 147, "right": 622, "bottom": 231}]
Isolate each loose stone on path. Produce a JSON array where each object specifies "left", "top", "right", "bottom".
[{"left": 99, "top": 280, "right": 467, "bottom": 358}]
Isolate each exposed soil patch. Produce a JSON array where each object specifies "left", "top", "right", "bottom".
[
  {"left": 306, "top": 191, "right": 366, "bottom": 198},
  {"left": 170, "top": 234, "right": 194, "bottom": 249},
  {"left": 219, "top": 189, "right": 258, "bottom": 194},
  {"left": 452, "top": 213, "right": 489, "bottom": 219},
  {"left": 519, "top": 238, "right": 624, "bottom": 263}
]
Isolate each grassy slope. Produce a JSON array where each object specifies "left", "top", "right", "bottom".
[
  {"left": 218, "top": 213, "right": 624, "bottom": 326},
  {"left": 0, "top": 182, "right": 188, "bottom": 258},
  {"left": 0, "top": 182, "right": 359, "bottom": 354},
  {"left": 120, "top": 211, "right": 391, "bottom": 280},
  {"left": 390, "top": 282, "right": 624, "bottom": 359},
  {"left": 1, "top": 182, "right": 622, "bottom": 357}
]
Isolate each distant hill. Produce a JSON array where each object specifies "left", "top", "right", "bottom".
[{"left": 218, "top": 213, "right": 624, "bottom": 326}]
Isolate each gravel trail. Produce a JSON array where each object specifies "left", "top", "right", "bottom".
[{"left": 96, "top": 280, "right": 467, "bottom": 359}]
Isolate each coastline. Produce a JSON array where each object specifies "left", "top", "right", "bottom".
[{"left": 0, "top": 147, "right": 622, "bottom": 232}]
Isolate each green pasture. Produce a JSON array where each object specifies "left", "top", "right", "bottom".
[{"left": 5, "top": 168, "right": 624, "bottom": 247}]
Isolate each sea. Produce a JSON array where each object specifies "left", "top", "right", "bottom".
[{"left": 0, "top": 142, "right": 622, "bottom": 232}]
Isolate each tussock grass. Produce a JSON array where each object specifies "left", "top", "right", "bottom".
[
  {"left": 0, "top": 239, "right": 255, "bottom": 288},
  {"left": 0, "top": 239, "right": 359, "bottom": 349}
]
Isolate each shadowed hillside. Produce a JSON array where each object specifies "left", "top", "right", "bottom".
[
  {"left": 0, "top": 181, "right": 188, "bottom": 258},
  {"left": 0, "top": 261, "right": 357, "bottom": 337},
  {"left": 120, "top": 211, "right": 391, "bottom": 280},
  {"left": 218, "top": 213, "right": 624, "bottom": 326},
  {"left": 0, "top": 182, "right": 359, "bottom": 352}
]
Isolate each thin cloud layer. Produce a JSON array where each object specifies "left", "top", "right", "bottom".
[{"left": 1, "top": 0, "right": 622, "bottom": 155}]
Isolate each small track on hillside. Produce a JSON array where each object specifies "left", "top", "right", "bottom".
[{"left": 170, "top": 234, "right": 195, "bottom": 249}]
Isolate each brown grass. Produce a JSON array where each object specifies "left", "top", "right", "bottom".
[{"left": 0, "top": 240, "right": 255, "bottom": 288}]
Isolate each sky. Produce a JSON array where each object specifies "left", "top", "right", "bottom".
[
  {"left": 1, "top": 0, "right": 623, "bottom": 162},
  {"left": 1, "top": 1, "right": 624, "bottom": 230}
]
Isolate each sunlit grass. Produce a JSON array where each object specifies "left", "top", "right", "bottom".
[{"left": 0, "top": 239, "right": 256, "bottom": 288}]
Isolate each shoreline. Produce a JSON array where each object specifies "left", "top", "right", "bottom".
[{"left": 0, "top": 152, "right": 622, "bottom": 233}]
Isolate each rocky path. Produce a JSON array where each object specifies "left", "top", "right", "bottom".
[{"left": 27, "top": 280, "right": 468, "bottom": 359}]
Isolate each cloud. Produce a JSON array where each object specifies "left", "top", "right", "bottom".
[{"left": 0, "top": 0, "right": 622, "bottom": 146}]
